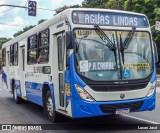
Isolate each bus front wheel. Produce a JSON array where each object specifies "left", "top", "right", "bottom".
[
  {"left": 45, "top": 90, "right": 59, "bottom": 123},
  {"left": 13, "top": 83, "right": 22, "bottom": 104}
]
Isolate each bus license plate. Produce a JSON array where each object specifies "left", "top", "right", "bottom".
[{"left": 115, "top": 108, "right": 130, "bottom": 115}]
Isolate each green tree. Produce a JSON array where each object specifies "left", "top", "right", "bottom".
[
  {"left": 0, "top": 38, "right": 12, "bottom": 48},
  {"left": 13, "top": 19, "right": 48, "bottom": 38},
  {"left": 105, "top": 0, "right": 119, "bottom": 9},
  {"left": 82, "top": 0, "right": 109, "bottom": 8},
  {"left": 0, "top": 37, "right": 12, "bottom": 68},
  {"left": 13, "top": 25, "right": 35, "bottom": 38},
  {"left": 38, "top": 19, "right": 47, "bottom": 24},
  {"left": 124, "top": 0, "right": 156, "bottom": 25},
  {"left": 82, "top": 0, "right": 124, "bottom": 9},
  {"left": 123, "top": 0, "right": 160, "bottom": 54},
  {"left": 54, "top": 4, "right": 81, "bottom": 15}
]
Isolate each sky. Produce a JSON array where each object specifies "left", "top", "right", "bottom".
[{"left": 0, "top": 0, "right": 83, "bottom": 38}]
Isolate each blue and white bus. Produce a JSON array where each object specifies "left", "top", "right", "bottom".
[{"left": 2, "top": 8, "right": 158, "bottom": 122}]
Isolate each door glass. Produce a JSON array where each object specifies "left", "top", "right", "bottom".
[
  {"left": 59, "top": 73, "right": 64, "bottom": 107},
  {"left": 7, "top": 53, "right": 9, "bottom": 65},
  {"left": 22, "top": 49, "right": 25, "bottom": 71},
  {"left": 57, "top": 36, "right": 64, "bottom": 71},
  {"left": 57, "top": 35, "right": 65, "bottom": 108}
]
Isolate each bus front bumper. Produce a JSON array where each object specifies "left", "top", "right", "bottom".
[{"left": 71, "top": 92, "right": 156, "bottom": 118}]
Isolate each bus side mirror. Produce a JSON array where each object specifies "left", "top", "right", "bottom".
[
  {"left": 66, "top": 31, "right": 73, "bottom": 49},
  {"left": 153, "top": 42, "right": 159, "bottom": 63}
]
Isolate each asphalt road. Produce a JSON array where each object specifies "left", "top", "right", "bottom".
[{"left": 0, "top": 77, "right": 160, "bottom": 132}]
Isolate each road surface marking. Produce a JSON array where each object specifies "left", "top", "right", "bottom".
[{"left": 123, "top": 114, "right": 160, "bottom": 124}]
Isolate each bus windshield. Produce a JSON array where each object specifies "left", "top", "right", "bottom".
[{"left": 74, "top": 29, "right": 153, "bottom": 81}]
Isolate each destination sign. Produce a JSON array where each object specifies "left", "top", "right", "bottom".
[{"left": 72, "top": 11, "right": 149, "bottom": 27}]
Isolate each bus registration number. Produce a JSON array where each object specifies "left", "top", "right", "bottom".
[{"left": 115, "top": 108, "right": 130, "bottom": 115}]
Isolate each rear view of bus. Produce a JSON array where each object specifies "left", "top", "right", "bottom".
[{"left": 69, "top": 9, "right": 157, "bottom": 118}]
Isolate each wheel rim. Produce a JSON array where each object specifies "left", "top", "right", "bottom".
[{"left": 47, "top": 96, "right": 53, "bottom": 116}]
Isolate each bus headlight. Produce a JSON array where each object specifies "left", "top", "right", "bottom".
[
  {"left": 74, "top": 84, "right": 95, "bottom": 102},
  {"left": 146, "top": 85, "right": 155, "bottom": 97}
]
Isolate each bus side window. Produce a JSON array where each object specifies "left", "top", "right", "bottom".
[
  {"left": 9, "top": 43, "right": 18, "bottom": 66},
  {"left": 28, "top": 34, "right": 38, "bottom": 64},
  {"left": 13, "top": 43, "right": 18, "bottom": 66},
  {"left": 37, "top": 29, "right": 49, "bottom": 63},
  {"left": 10, "top": 45, "right": 14, "bottom": 66},
  {"left": 2, "top": 48, "right": 6, "bottom": 66}
]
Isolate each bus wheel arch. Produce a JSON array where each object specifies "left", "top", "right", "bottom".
[
  {"left": 12, "top": 79, "right": 22, "bottom": 104},
  {"left": 42, "top": 84, "right": 60, "bottom": 123},
  {"left": 42, "top": 84, "right": 50, "bottom": 109}
]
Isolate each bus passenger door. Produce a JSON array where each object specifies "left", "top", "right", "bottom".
[
  {"left": 6, "top": 51, "right": 11, "bottom": 91},
  {"left": 57, "top": 33, "right": 66, "bottom": 110},
  {"left": 19, "top": 47, "right": 26, "bottom": 99}
]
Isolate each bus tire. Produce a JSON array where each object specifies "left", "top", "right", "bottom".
[
  {"left": 45, "top": 90, "right": 59, "bottom": 123},
  {"left": 13, "top": 83, "right": 22, "bottom": 104}
]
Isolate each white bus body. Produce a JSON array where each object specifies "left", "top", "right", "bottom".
[{"left": 2, "top": 8, "right": 157, "bottom": 122}]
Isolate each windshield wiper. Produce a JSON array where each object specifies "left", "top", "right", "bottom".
[
  {"left": 94, "top": 25, "right": 118, "bottom": 68},
  {"left": 94, "top": 25, "right": 116, "bottom": 51},
  {"left": 120, "top": 34, "right": 125, "bottom": 65},
  {"left": 123, "top": 27, "right": 136, "bottom": 49},
  {"left": 120, "top": 27, "right": 136, "bottom": 64}
]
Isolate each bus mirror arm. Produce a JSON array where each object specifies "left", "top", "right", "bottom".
[
  {"left": 66, "top": 31, "right": 73, "bottom": 49},
  {"left": 153, "top": 42, "right": 159, "bottom": 64}
]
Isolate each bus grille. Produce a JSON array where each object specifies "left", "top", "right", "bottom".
[
  {"left": 89, "top": 83, "right": 148, "bottom": 91},
  {"left": 99, "top": 101, "right": 144, "bottom": 113}
]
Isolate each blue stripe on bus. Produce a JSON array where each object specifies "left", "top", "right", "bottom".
[
  {"left": 25, "top": 81, "right": 43, "bottom": 106},
  {"left": 65, "top": 70, "right": 71, "bottom": 108},
  {"left": 25, "top": 82, "right": 55, "bottom": 108},
  {"left": 69, "top": 53, "right": 87, "bottom": 98},
  {"left": 150, "top": 64, "right": 157, "bottom": 83}
]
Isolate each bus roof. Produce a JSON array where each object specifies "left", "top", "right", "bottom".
[{"left": 2, "top": 8, "right": 147, "bottom": 48}]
